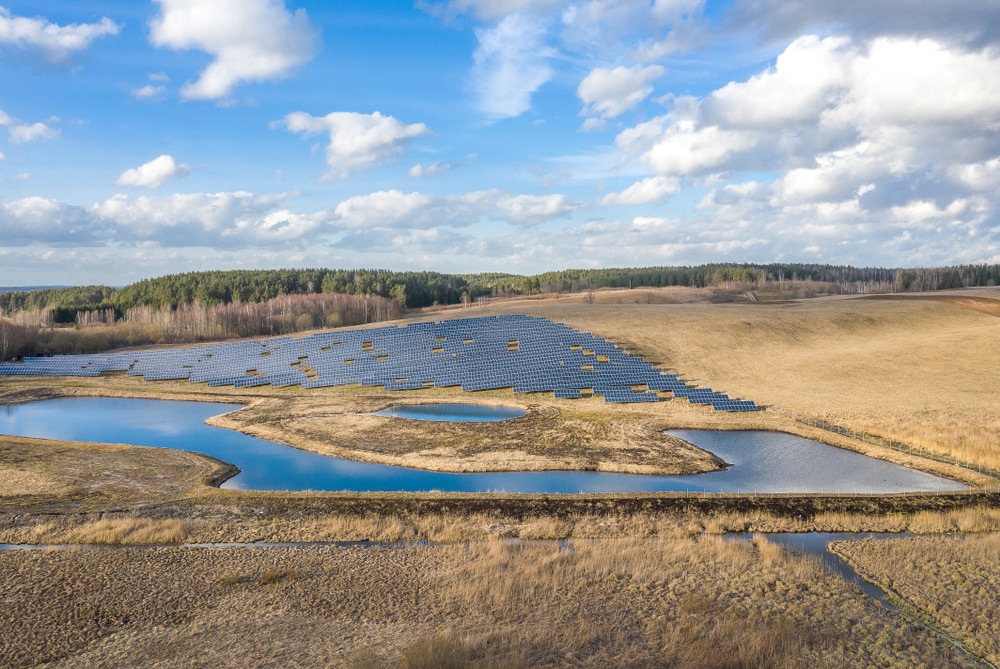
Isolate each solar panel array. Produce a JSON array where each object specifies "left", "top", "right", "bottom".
[{"left": 0, "top": 315, "right": 758, "bottom": 410}]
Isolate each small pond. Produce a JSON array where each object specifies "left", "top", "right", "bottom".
[
  {"left": 373, "top": 403, "right": 525, "bottom": 422},
  {"left": 0, "top": 398, "right": 968, "bottom": 494}
]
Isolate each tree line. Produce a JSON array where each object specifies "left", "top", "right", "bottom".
[
  {"left": 3, "top": 264, "right": 999, "bottom": 324},
  {"left": 0, "top": 292, "right": 399, "bottom": 360}
]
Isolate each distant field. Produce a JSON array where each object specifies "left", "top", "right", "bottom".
[{"left": 454, "top": 287, "right": 1000, "bottom": 473}]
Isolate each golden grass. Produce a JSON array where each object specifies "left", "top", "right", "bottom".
[
  {"left": 0, "top": 538, "right": 978, "bottom": 668},
  {"left": 473, "top": 288, "right": 1000, "bottom": 473},
  {"left": 831, "top": 534, "right": 1000, "bottom": 665},
  {"left": 54, "top": 518, "right": 192, "bottom": 545}
]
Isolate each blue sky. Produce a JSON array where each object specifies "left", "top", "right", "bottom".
[{"left": 1, "top": 0, "right": 999, "bottom": 285}]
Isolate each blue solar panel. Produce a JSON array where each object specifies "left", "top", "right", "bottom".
[{"left": 0, "top": 314, "right": 760, "bottom": 408}]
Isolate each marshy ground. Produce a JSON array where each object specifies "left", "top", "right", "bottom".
[{"left": 2, "top": 287, "right": 1000, "bottom": 667}]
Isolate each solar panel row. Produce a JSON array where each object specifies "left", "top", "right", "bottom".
[{"left": 0, "top": 314, "right": 758, "bottom": 410}]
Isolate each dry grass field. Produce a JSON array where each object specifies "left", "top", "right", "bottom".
[
  {"left": 468, "top": 287, "right": 1000, "bottom": 473},
  {"left": 2, "top": 288, "right": 1000, "bottom": 667},
  {"left": 831, "top": 533, "right": 1000, "bottom": 666},
  {"left": 0, "top": 537, "right": 982, "bottom": 668}
]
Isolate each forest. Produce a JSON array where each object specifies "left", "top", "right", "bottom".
[{"left": 1, "top": 262, "right": 998, "bottom": 360}]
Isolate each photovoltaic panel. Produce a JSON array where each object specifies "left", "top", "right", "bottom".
[{"left": 0, "top": 314, "right": 759, "bottom": 409}]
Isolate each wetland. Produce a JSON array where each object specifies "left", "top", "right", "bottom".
[{"left": 0, "top": 397, "right": 967, "bottom": 494}]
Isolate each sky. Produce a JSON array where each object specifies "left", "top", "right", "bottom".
[{"left": 1, "top": 0, "right": 999, "bottom": 286}]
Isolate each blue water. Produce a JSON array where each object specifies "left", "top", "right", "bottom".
[
  {"left": 373, "top": 403, "right": 525, "bottom": 422},
  {"left": 0, "top": 398, "right": 968, "bottom": 494}
]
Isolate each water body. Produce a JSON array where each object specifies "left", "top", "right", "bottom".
[
  {"left": 666, "top": 429, "right": 965, "bottom": 494},
  {"left": 0, "top": 398, "right": 967, "bottom": 494},
  {"left": 373, "top": 403, "right": 525, "bottom": 422}
]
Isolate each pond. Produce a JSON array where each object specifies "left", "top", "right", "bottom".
[
  {"left": 373, "top": 403, "right": 526, "bottom": 422},
  {"left": 0, "top": 398, "right": 968, "bottom": 494}
]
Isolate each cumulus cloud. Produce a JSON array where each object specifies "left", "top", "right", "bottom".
[
  {"left": 0, "top": 6, "right": 119, "bottom": 61},
  {"left": 0, "top": 196, "right": 104, "bottom": 246},
  {"left": 599, "top": 176, "right": 680, "bottom": 205},
  {"left": 496, "top": 193, "right": 580, "bottom": 224},
  {"left": 0, "top": 191, "right": 328, "bottom": 249},
  {"left": 618, "top": 35, "right": 1000, "bottom": 185},
  {"left": 332, "top": 188, "right": 481, "bottom": 229},
  {"left": 115, "top": 155, "right": 191, "bottom": 189},
  {"left": 578, "top": 64, "right": 665, "bottom": 120},
  {"left": 281, "top": 111, "right": 430, "bottom": 181},
  {"left": 149, "top": 0, "right": 318, "bottom": 101},
  {"left": 0, "top": 109, "right": 58, "bottom": 144},
  {"left": 332, "top": 188, "right": 578, "bottom": 230},
  {"left": 601, "top": 31, "right": 1000, "bottom": 266},
  {"left": 471, "top": 13, "right": 555, "bottom": 119}
]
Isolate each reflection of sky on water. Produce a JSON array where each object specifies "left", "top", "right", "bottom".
[
  {"left": 373, "top": 403, "right": 526, "bottom": 422},
  {"left": 0, "top": 398, "right": 966, "bottom": 494}
]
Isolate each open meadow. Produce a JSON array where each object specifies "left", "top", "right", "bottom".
[{"left": 2, "top": 288, "right": 1000, "bottom": 667}]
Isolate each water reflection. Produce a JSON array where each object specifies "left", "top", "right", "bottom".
[
  {"left": 373, "top": 403, "right": 526, "bottom": 422},
  {"left": 0, "top": 398, "right": 967, "bottom": 494}
]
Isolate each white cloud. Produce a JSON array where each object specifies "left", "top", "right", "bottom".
[
  {"left": 1, "top": 197, "right": 105, "bottom": 245},
  {"left": 115, "top": 155, "right": 191, "bottom": 189},
  {"left": 409, "top": 161, "right": 454, "bottom": 178},
  {"left": 0, "top": 151, "right": 4, "bottom": 160},
  {"left": 0, "top": 7, "right": 119, "bottom": 61},
  {"left": 281, "top": 111, "right": 431, "bottom": 181},
  {"left": 132, "top": 74, "right": 170, "bottom": 101},
  {"left": 578, "top": 64, "right": 665, "bottom": 120},
  {"left": 705, "top": 35, "right": 851, "bottom": 128},
  {"left": 149, "top": 0, "right": 318, "bottom": 101},
  {"left": 132, "top": 84, "right": 167, "bottom": 100},
  {"left": 952, "top": 158, "right": 1000, "bottom": 192},
  {"left": 331, "top": 188, "right": 495, "bottom": 230},
  {"left": 332, "top": 190, "right": 434, "bottom": 229},
  {"left": 599, "top": 176, "right": 681, "bottom": 205},
  {"left": 332, "top": 188, "right": 578, "bottom": 230},
  {"left": 838, "top": 38, "right": 1000, "bottom": 128},
  {"left": 496, "top": 193, "right": 579, "bottom": 224},
  {"left": 471, "top": 13, "right": 555, "bottom": 119},
  {"left": 91, "top": 191, "right": 326, "bottom": 245},
  {"left": 0, "top": 109, "right": 58, "bottom": 144},
  {"left": 643, "top": 122, "right": 760, "bottom": 175}
]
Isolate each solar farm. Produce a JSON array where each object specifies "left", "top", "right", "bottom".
[{"left": 0, "top": 314, "right": 757, "bottom": 410}]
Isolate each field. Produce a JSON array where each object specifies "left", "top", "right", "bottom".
[
  {"left": 832, "top": 534, "right": 1000, "bottom": 666},
  {"left": 2, "top": 287, "right": 1000, "bottom": 667},
  {"left": 0, "top": 537, "right": 983, "bottom": 668}
]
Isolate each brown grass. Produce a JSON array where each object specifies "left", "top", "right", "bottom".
[
  {"left": 831, "top": 533, "right": 1000, "bottom": 665},
  {"left": 0, "top": 538, "right": 979, "bottom": 668},
  {"left": 473, "top": 288, "right": 1000, "bottom": 473}
]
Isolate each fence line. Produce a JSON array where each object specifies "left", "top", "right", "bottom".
[{"left": 776, "top": 411, "right": 1000, "bottom": 490}]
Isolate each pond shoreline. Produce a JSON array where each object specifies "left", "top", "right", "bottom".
[{"left": 1, "top": 397, "right": 969, "bottom": 495}]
